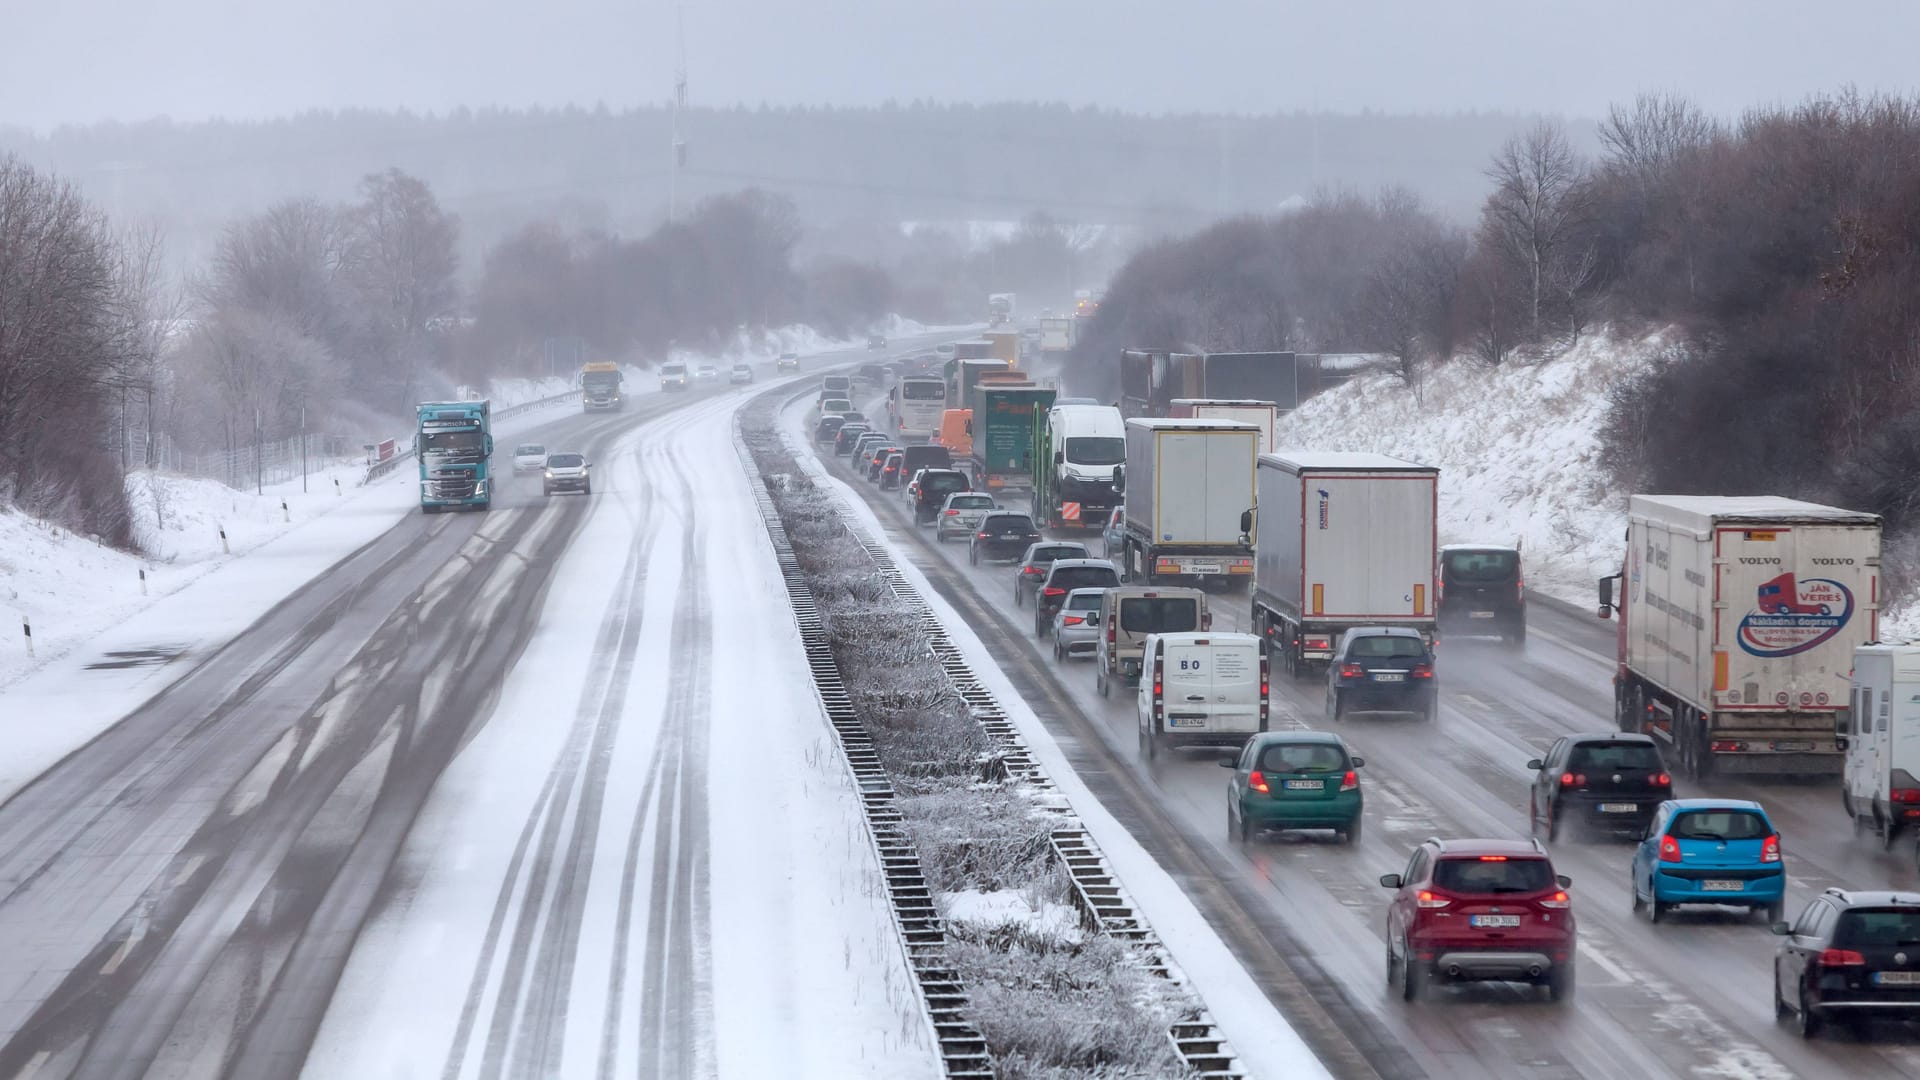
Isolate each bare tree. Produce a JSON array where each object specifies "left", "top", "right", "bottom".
[
  {"left": 1481, "top": 121, "right": 1592, "bottom": 335},
  {"left": 348, "top": 168, "right": 460, "bottom": 410},
  {"left": 1599, "top": 93, "right": 1720, "bottom": 184}
]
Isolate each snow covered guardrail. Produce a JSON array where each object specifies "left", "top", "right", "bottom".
[
  {"left": 360, "top": 389, "right": 582, "bottom": 485},
  {"left": 739, "top": 383, "right": 1247, "bottom": 1080}
]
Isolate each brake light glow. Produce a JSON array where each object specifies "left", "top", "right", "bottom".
[
  {"left": 1152, "top": 657, "right": 1164, "bottom": 721},
  {"left": 1711, "top": 740, "right": 1745, "bottom": 753},
  {"left": 1042, "top": 587, "right": 1066, "bottom": 597},
  {"left": 1339, "top": 770, "right": 1358, "bottom": 792},
  {"left": 1339, "top": 663, "right": 1365, "bottom": 678},
  {"left": 1820, "top": 948, "right": 1866, "bottom": 967},
  {"left": 1659, "top": 835, "right": 1682, "bottom": 862},
  {"left": 1653, "top": 773, "right": 1672, "bottom": 786},
  {"left": 1892, "top": 789, "right": 1920, "bottom": 804},
  {"left": 1477, "top": 855, "right": 1508, "bottom": 861},
  {"left": 1540, "top": 890, "right": 1571, "bottom": 910},
  {"left": 1259, "top": 656, "right": 1270, "bottom": 724},
  {"left": 978, "top": 532, "right": 990, "bottom": 539},
  {"left": 1416, "top": 890, "right": 1451, "bottom": 909},
  {"left": 1560, "top": 772, "right": 1586, "bottom": 786},
  {"left": 1248, "top": 770, "right": 1269, "bottom": 794},
  {"left": 1411, "top": 664, "right": 1434, "bottom": 679},
  {"left": 1761, "top": 834, "right": 1781, "bottom": 863},
  {"left": 1023, "top": 566, "right": 1043, "bottom": 575},
  {"left": 944, "top": 509, "right": 958, "bottom": 515},
  {"left": 1063, "top": 615, "right": 1083, "bottom": 626}
]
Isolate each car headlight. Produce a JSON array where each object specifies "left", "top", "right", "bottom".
[
  {"left": 475, "top": 479, "right": 488, "bottom": 496},
  {"left": 545, "top": 469, "right": 555, "bottom": 478}
]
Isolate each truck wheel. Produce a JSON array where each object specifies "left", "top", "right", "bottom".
[{"left": 1883, "top": 815, "right": 1900, "bottom": 852}]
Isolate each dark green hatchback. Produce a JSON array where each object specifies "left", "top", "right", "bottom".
[{"left": 1224, "top": 731, "right": 1365, "bottom": 844}]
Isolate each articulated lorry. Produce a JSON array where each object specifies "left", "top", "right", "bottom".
[
  {"left": 1250, "top": 452, "right": 1439, "bottom": 675},
  {"left": 1599, "top": 495, "right": 1881, "bottom": 778},
  {"left": 416, "top": 400, "right": 495, "bottom": 513},
  {"left": 1170, "top": 399, "right": 1280, "bottom": 455},
  {"left": 1112, "top": 418, "right": 1258, "bottom": 587},
  {"left": 988, "top": 293, "right": 1016, "bottom": 326},
  {"left": 581, "top": 360, "right": 624, "bottom": 411},
  {"left": 1120, "top": 350, "right": 1305, "bottom": 419},
  {"left": 968, "top": 383, "right": 1056, "bottom": 500},
  {"left": 1031, "top": 403, "right": 1125, "bottom": 530}
]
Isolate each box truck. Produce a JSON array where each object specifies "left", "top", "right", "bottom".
[
  {"left": 1841, "top": 644, "right": 1920, "bottom": 849},
  {"left": 969, "top": 384, "right": 1057, "bottom": 498},
  {"left": 1112, "top": 419, "right": 1258, "bottom": 587},
  {"left": 1250, "top": 452, "right": 1439, "bottom": 676},
  {"left": 1170, "top": 398, "right": 1280, "bottom": 455},
  {"left": 1599, "top": 495, "right": 1881, "bottom": 778}
]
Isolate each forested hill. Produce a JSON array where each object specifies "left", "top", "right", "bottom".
[{"left": 0, "top": 103, "right": 1568, "bottom": 264}]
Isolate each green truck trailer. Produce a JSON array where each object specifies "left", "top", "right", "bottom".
[{"left": 968, "top": 384, "right": 1056, "bottom": 500}]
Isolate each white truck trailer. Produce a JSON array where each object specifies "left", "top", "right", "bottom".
[
  {"left": 1169, "top": 398, "right": 1281, "bottom": 456},
  {"left": 1599, "top": 495, "right": 1880, "bottom": 778},
  {"left": 1250, "top": 452, "right": 1440, "bottom": 676},
  {"left": 1112, "top": 419, "right": 1258, "bottom": 587}
]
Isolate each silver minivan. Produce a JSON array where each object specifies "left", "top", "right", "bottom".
[
  {"left": 1094, "top": 586, "right": 1211, "bottom": 698},
  {"left": 1136, "top": 632, "right": 1268, "bottom": 759}
]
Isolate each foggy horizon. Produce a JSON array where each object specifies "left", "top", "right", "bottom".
[{"left": 6, "top": 0, "right": 1917, "bottom": 132}]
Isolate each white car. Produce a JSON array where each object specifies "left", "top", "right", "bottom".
[
  {"left": 729, "top": 363, "right": 754, "bottom": 385},
  {"left": 512, "top": 443, "right": 547, "bottom": 473},
  {"left": 695, "top": 364, "right": 721, "bottom": 382},
  {"left": 935, "top": 492, "right": 997, "bottom": 542}
]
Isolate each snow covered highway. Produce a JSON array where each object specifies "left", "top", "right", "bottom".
[{"left": 0, "top": 343, "right": 949, "bottom": 1080}]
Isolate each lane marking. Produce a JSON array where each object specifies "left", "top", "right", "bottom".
[
  {"left": 12, "top": 1050, "right": 49, "bottom": 1080},
  {"left": 1577, "top": 939, "right": 1634, "bottom": 983},
  {"left": 101, "top": 914, "right": 150, "bottom": 975},
  {"left": 171, "top": 854, "right": 204, "bottom": 887}
]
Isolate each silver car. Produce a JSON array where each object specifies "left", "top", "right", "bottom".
[
  {"left": 936, "top": 492, "right": 997, "bottom": 542},
  {"left": 1051, "top": 588, "right": 1106, "bottom": 662}
]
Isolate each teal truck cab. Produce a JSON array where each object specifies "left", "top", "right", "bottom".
[{"left": 417, "top": 400, "right": 495, "bottom": 512}]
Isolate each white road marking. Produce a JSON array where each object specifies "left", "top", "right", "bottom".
[
  {"left": 12, "top": 1050, "right": 49, "bottom": 1079},
  {"left": 101, "top": 914, "right": 149, "bottom": 975},
  {"left": 1577, "top": 939, "right": 1634, "bottom": 983},
  {"left": 171, "top": 854, "right": 204, "bottom": 887}
]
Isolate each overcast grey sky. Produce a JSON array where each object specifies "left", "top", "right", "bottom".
[{"left": 4, "top": 0, "right": 1913, "bottom": 130}]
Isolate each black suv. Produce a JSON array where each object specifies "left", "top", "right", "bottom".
[
  {"left": 833, "top": 424, "right": 871, "bottom": 456},
  {"left": 1437, "top": 545, "right": 1526, "bottom": 646},
  {"left": 1034, "top": 559, "right": 1121, "bottom": 637},
  {"left": 1327, "top": 627, "right": 1436, "bottom": 722},
  {"left": 912, "top": 469, "right": 972, "bottom": 524},
  {"left": 814, "top": 415, "right": 847, "bottom": 444},
  {"left": 970, "top": 511, "right": 1043, "bottom": 566},
  {"left": 1014, "top": 542, "right": 1090, "bottom": 608},
  {"left": 1774, "top": 889, "right": 1920, "bottom": 1039},
  {"left": 1527, "top": 733, "right": 1672, "bottom": 841}
]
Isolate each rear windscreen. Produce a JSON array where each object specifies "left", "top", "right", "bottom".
[
  {"left": 1029, "top": 546, "right": 1084, "bottom": 564},
  {"left": 1120, "top": 597, "right": 1200, "bottom": 634},
  {"left": 1050, "top": 567, "right": 1119, "bottom": 591},
  {"left": 1568, "top": 743, "right": 1664, "bottom": 772},
  {"left": 1434, "top": 858, "right": 1553, "bottom": 894},
  {"left": 1444, "top": 550, "right": 1520, "bottom": 582},
  {"left": 902, "top": 381, "right": 945, "bottom": 400},
  {"left": 824, "top": 377, "right": 850, "bottom": 389},
  {"left": 923, "top": 474, "right": 967, "bottom": 493},
  {"left": 1065, "top": 591, "right": 1104, "bottom": 611},
  {"left": 1258, "top": 743, "right": 1347, "bottom": 774},
  {"left": 1668, "top": 811, "right": 1769, "bottom": 841},
  {"left": 1834, "top": 910, "right": 1920, "bottom": 948},
  {"left": 905, "top": 448, "right": 952, "bottom": 468},
  {"left": 1345, "top": 636, "right": 1427, "bottom": 660},
  {"left": 516, "top": 445, "right": 544, "bottom": 455},
  {"left": 985, "top": 516, "right": 1036, "bottom": 532},
  {"left": 950, "top": 495, "right": 994, "bottom": 509}
]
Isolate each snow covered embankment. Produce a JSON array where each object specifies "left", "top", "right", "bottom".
[{"left": 1278, "top": 330, "right": 1665, "bottom": 607}]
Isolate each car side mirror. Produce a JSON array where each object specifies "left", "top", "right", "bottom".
[
  {"left": 1771, "top": 921, "right": 1793, "bottom": 936},
  {"left": 1218, "top": 758, "right": 1235, "bottom": 769},
  {"left": 1350, "top": 755, "right": 1365, "bottom": 768},
  {"left": 1378, "top": 874, "right": 1402, "bottom": 889},
  {"left": 1053, "top": 450, "right": 1065, "bottom": 465},
  {"left": 1556, "top": 874, "right": 1572, "bottom": 888},
  {"left": 1086, "top": 614, "right": 1100, "bottom": 627},
  {"left": 1527, "top": 758, "right": 1544, "bottom": 770},
  {"left": 1836, "top": 735, "right": 1850, "bottom": 751},
  {"left": 1112, "top": 464, "right": 1126, "bottom": 494}
]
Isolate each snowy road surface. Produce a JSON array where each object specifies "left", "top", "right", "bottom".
[
  {"left": 826, "top": 385, "right": 1920, "bottom": 1080},
  {"left": 0, "top": 343, "right": 946, "bottom": 1080}
]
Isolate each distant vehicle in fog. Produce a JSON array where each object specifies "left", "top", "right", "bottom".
[
  {"left": 776, "top": 352, "right": 801, "bottom": 372},
  {"left": 512, "top": 443, "right": 548, "bottom": 473},
  {"left": 730, "top": 363, "right": 754, "bottom": 384}
]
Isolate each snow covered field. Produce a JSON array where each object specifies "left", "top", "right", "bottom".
[{"left": 1279, "top": 330, "right": 1665, "bottom": 607}]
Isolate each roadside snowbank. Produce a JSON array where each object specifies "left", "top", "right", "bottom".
[{"left": 1277, "top": 329, "right": 1665, "bottom": 606}]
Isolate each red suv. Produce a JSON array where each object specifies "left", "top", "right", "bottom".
[{"left": 1379, "top": 837, "right": 1576, "bottom": 1002}]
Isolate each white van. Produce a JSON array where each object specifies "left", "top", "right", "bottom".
[
  {"left": 818, "top": 375, "right": 852, "bottom": 403},
  {"left": 1843, "top": 643, "right": 1920, "bottom": 845},
  {"left": 1136, "top": 632, "right": 1267, "bottom": 759}
]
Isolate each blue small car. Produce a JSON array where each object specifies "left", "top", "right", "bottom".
[{"left": 1631, "top": 799, "right": 1784, "bottom": 924}]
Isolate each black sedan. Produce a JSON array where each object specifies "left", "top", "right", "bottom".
[
  {"left": 833, "top": 424, "right": 872, "bottom": 456},
  {"left": 1326, "top": 626, "right": 1437, "bottom": 721},
  {"left": 814, "top": 415, "right": 847, "bottom": 444},
  {"left": 969, "top": 511, "right": 1043, "bottom": 566}
]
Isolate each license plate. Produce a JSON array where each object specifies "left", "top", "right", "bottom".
[
  {"left": 1599, "top": 803, "right": 1638, "bottom": 814},
  {"left": 1701, "top": 880, "right": 1744, "bottom": 892},
  {"left": 1168, "top": 717, "right": 1205, "bottom": 729},
  {"left": 1282, "top": 779, "right": 1325, "bottom": 790},
  {"left": 1187, "top": 562, "right": 1223, "bottom": 575},
  {"left": 1001, "top": 533, "right": 1023, "bottom": 539},
  {"left": 1875, "top": 971, "right": 1920, "bottom": 986},
  {"left": 1469, "top": 611, "right": 1497, "bottom": 619},
  {"left": 1470, "top": 915, "right": 1521, "bottom": 928},
  {"left": 1771, "top": 741, "right": 1814, "bottom": 753},
  {"left": 1373, "top": 673, "right": 1405, "bottom": 682}
]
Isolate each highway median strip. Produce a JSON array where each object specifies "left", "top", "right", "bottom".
[{"left": 737, "top": 389, "right": 1244, "bottom": 1080}]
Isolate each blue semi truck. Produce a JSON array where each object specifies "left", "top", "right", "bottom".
[{"left": 416, "top": 400, "right": 495, "bottom": 512}]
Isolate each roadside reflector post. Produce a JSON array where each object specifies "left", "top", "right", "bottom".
[
  {"left": 21, "top": 616, "right": 32, "bottom": 659},
  {"left": 334, "top": 477, "right": 342, "bottom": 497},
  {"left": 281, "top": 500, "right": 290, "bottom": 523},
  {"left": 139, "top": 568, "right": 147, "bottom": 596},
  {"left": 219, "top": 525, "right": 230, "bottom": 555}
]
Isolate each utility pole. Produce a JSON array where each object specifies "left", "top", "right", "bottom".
[{"left": 669, "top": 5, "right": 688, "bottom": 222}]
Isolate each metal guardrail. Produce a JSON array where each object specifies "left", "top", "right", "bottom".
[
  {"left": 733, "top": 399, "right": 995, "bottom": 1079},
  {"left": 360, "top": 389, "right": 582, "bottom": 485},
  {"left": 747, "top": 381, "right": 1247, "bottom": 1080}
]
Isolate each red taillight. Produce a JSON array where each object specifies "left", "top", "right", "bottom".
[
  {"left": 978, "top": 532, "right": 990, "bottom": 539},
  {"left": 944, "top": 509, "right": 958, "bottom": 515},
  {"left": 1653, "top": 773, "right": 1672, "bottom": 786},
  {"left": 1249, "top": 770, "right": 1270, "bottom": 794},
  {"left": 1063, "top": 615, "right": 1083, "bottom": 626},
  {"left": 1339, "top": 663, "right": 1364, "bottom": 678},
  {"left": 1892, "top": 789, "right": 1920, "bottom": 804},
  {"left": 1107, "top": 617, "right": 1116, "bottom": 645},
  {"left": 1042, "top": 586, "right": 1066, "bottom": 597},
  {"left": 1539, "top": 890, "right": 1571, "bottom": 910},
  {"left": 1023, "top": 566, "right": 1042, "bottom": 575},
  {"left": 1762, "top": 834, "right": 1781, "bottom": 863},
  {"left": 1259, "top": 656, "right": 1270, "bottom": 723},
  {"left": 1478, "top": 855, "right": 1508, "bottom": 861},
  {"left": 1659, "top": 835, "right": 1682, "bottom": 862},
  {"left": 1560, "top": 772, "right": 1586, "bottom": 787},
  {"left": 1820, "top": 948, "right": 1867, "bottom": 967},
  {"left": 1416, "top": 890, "right": 1451, "bottom": 909},
  {"left": 1153, "top": 657, "right": 1164, "bottom": 721},
  {"left": 1411, "top": 664, "right": 1434, "bottom": 679},
  {"left": 1339, "top": 770, "right": 1357, "bottom": 792}
]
